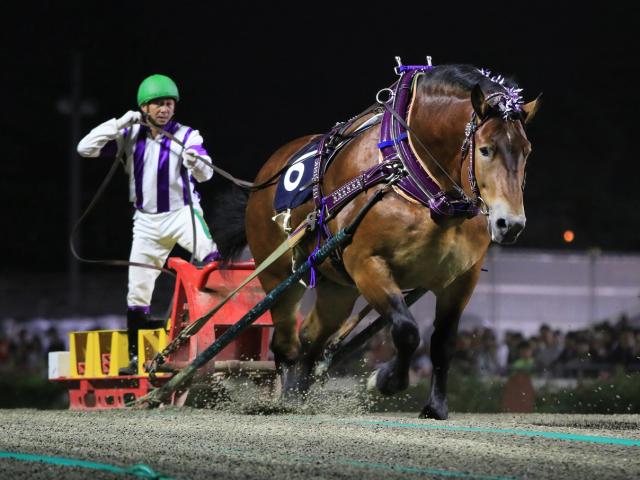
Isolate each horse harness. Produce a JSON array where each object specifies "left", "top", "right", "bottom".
[
  {"left": 309, "top": 63, "right": 504, "bottom": 222},
  {"left": 301, "top": 61, "right": 496, "bottom": 284}
]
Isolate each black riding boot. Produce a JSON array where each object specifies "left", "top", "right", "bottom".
[
  {"left": 119, "top": 309, "right": 167, "bottom": 375},
  {"left": 119, "top": 309, "right": 146, "bottom": 375},
  {"left": 146, "top": 318, "right": 166, "bottom": 330}
]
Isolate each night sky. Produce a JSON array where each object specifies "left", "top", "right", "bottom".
[{"left": 2, "top": 2, "right": 639, "bottom": 275}]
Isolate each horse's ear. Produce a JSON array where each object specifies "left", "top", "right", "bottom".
[
  {"left": 522, "top": 93, "right": 542, "bottom": 124},
  {"left": 471, "top": 84, "right": 489, "bottom": 119}
]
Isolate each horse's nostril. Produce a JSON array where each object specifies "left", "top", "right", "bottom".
[{"left": 496, "top": 218, "right": 507, "bottom": 229}]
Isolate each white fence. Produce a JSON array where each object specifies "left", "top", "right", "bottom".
[
  {"left": 406, "top": 247, "right": 640, "bottom": 337},
  {"left": 3, "top": 248, "right": 640, "bottom": 343}
]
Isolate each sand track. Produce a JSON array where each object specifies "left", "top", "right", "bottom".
[{"left": 0, "top": 409, "right": 638, "bottom": 480}]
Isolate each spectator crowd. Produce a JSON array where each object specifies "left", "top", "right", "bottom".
[
  {"left": 0, "top": 326, "right": 66, "bottom": 375},
  {"left": 2, "top": 316, "right": 640, "bottom": 382},
  {"left": 365, "top": 316, "right": 640, "bottom": 382}
]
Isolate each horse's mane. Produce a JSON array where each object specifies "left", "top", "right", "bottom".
[{"left": 421, "top": 64, "right": 521, "bottom": 96}]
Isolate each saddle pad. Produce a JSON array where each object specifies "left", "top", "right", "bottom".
[{"left": 273, "top": 140, "right": 319, "bottom": 213}]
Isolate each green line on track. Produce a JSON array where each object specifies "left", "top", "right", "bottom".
[
  {"left": 333, "top": 458, "right": 515, "bottom": 479},
  {"left": 0, "top": 451, "right": 173, "bottom": 479},
  {"left": 310, "top": 418, "right": 640, "bottom": 447},
  {"left": 215, "top": 446, "right": 514, "bottom": 479}
]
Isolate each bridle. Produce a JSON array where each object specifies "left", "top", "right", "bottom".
[{"left": 461, "top": 92, "right": 529, "bottom": 209}]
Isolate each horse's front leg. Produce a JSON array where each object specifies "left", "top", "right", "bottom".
[
  {"left": 420, "top": 262, "right": 483, "bottom": 420},
  {"left": 352, "top": 256, "right": 421, "bottom": 396}
]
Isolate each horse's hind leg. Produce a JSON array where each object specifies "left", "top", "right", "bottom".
[
  {"left": 258, "top": 271, "right": 307, "bottom": 394},
  {"left": 352, "top": 257, "right": 420, "bottom": 396},
  {"left": 420, "top": 263, "right": 482, "bottom": 420},
  {"left": 288, "top": 278, "right": 359, "bottom": 395}
]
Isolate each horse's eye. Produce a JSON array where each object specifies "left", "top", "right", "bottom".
[{"left": 479, "top": 147, "right": 491, "bottom": 157}]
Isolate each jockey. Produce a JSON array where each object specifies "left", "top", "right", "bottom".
[{"left": 77, "top": 74, "right": 220, "bottom": 374}]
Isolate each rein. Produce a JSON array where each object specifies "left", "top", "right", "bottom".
[
  {"left": 140, "top": 118, "right": 306, "bottom": 193},
  {"left": 69, "top": 155, "right": 176, "bottom": 277},
  {"left": 139, "top": 119, "right": 256, "bottom": 189}
]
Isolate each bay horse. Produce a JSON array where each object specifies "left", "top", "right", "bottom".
[{"left": 216, "top": 63, "right": 540, "bottom": 419}]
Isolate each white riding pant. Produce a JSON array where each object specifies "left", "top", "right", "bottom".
[{"left": 127, "top": 205, "right": 217, "bottom": 307}]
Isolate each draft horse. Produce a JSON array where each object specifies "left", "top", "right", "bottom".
[{"left": 217, "top": 63, "right": 540, "bottom": 419}]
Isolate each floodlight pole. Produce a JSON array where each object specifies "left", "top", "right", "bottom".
[{"left": 57, "top": 52, "right": 95, "bottom": 313}]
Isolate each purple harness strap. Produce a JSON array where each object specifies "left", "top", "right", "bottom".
[
  {"left": 312, "top": 123, "right": 346, "bottom": 210},
  {"left": 378, "top": 67, "right": 480, "bottom": 221},
  {"left": 324, "top": 160, "right": 399, "bottom": 215}
]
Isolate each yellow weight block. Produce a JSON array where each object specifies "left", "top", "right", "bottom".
[
  {"left": 108, "top": 330, "right": 130, "bottom": 376},
  {"left": 69, "top": 330, "right": 129, "bottom": 378},
  {"left": 69, "top": 331, "right": 91, "bottom": 378}
]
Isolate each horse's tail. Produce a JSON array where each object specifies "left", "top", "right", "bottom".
[{"left": 210, "top": 185, "right": 249, "bottom": 261}]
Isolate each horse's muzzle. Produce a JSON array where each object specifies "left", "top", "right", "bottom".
[{"left": 491, "top": 214, "right": 526, "bottom": 244}]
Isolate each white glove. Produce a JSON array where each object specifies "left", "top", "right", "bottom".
[
  {"left": 182, "top": 149, "right": 200, "bottom": 169},
  {"left": 115, "top": 110, "right": 142, "bottom": 130}
]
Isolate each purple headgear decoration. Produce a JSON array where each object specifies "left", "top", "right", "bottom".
[{"left": 478, "top": 69, "right": 524, "bottom": 120}]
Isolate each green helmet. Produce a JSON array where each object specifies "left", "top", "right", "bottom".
[{"left": 136, "top": 74, "right": 180, "bottom": 106}]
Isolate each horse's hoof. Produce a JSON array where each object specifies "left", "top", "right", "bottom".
[
  {"left": 419, "top": 402, "right": 448, "bottom": 420},
  {"left": 366, "top": 370, "right": 379, "bottom": 392},
  {"left": 313, "top": 360, "right": 330, "bottom": 379},
  {"left": 374, "top": 362, "right": 409, "bottom": 396},
  {"left": 281, "top": 388, "right": 306, "bottom": 406}
]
